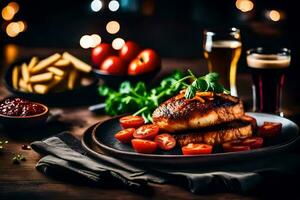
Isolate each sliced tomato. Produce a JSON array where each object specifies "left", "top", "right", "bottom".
[
  {"left": 241, "top": 115, "right": 257, "bottom": 130},
  {"left": 222, "top": 140, "right": 250, "bottom": 152},
  {"left": 181, "top": 143, "right": 213, "bottom": 155},
  {"left": 114, "top": 128, "right": 135, "bottom": 143},
  {"left": 258, "top": 121, "right": 282, "bottom": 138},
  {"left": 119, "top": 115, "right": 145, "bottom": 129},
  {"left": 154, "top": 133, "right": 176, "bottom": 151},
  {"left": 133, "top": 124, "right": 159, "bottom": 140},
  {"left": 131, "top": 139, "right": 157, "bottom": 154},
  {"left": 241, "top": 137, "right": 264, "bottom": 149}
]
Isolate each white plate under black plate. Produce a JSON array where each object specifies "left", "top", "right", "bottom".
[{"left": 89, "top": 112, "right": 299, "bottom": 165}]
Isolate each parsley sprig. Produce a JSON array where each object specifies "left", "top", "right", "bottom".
[{"left": 174, "top": 70, "right": 230, "bottom": 99}]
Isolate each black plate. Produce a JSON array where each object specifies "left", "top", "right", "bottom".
[
  {"left": 92, "top": 68, "right": 160, "bottom": 89},
  {"left": 4, "top": 58, "right": 99, "bottom": 106},
  {"left": 91, "top": 112, "right": 299, "bottom": 165}
]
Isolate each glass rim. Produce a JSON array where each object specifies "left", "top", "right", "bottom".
[
  {"left": 247, "top": 47, "right": 291, "bottom": 56},
  {"left": 204, "top": 27, "right": 240, "bottom": 36}
]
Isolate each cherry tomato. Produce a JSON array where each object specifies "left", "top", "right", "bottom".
[
  {"left": 115, "top": 128, "right": 135, "bottom": 144},
  {"left": 133, "top": 124, "right": 159, "bottom": 140},
  {"left": 91, "top": 43, "right": 114, "bottom": 66},
  {"left": 241, "top": 115, "right": 257, "bottom": 130},
  {"left": 222, "top": 140, "right": 250, "bottom": 152},
  {"left": 128, "top": 49, "right": 161, "bottom": 75},
  {"left": 182, "top": 143, "right": 213, "bottom": 155},
  {"left": 258, "top": 122, "right": 282, "bottom": 138},
  {"left": 119, "top": 41, "right": 141, "bottom": 63},
  {"left": 241, "top": 137, "right": 264, "bottom": 149},
  {"left": 100, "top": 56, "right": 127, "bottom": 75},
  {"left": 154, "top": 133, "right": 176, "bottom": 151},
  {"left": 119, "top": 115, "right": 145, "bottom": 129},
  {"left": 131, "top": 139, "right": 157, "bottom": 154}
]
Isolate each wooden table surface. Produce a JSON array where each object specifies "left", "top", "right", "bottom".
[{"left": 1, "top": 47, "right": 300, "bottom": 200}]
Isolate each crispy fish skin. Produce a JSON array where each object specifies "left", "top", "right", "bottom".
[
  {"left": 152, "top": 93, "right": 244, "bottom": 133},
  {"left": 173, "top": 120, "right": 252, "bottom": 146}
]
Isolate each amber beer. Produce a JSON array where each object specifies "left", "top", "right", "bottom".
[
  {"left": 247, "top": 48, "right": 291, "bottom": 115},
  {"left": 204, "top": 40, "right": 242, "bottom": 95}
]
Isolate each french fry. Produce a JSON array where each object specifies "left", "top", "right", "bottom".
[
  {"left": 67, "top": 70, "right": 79, "bottom": 90},
  {"left": 62, "top": 52, "right": 92, "bottom": 73},
  {"left": 33, "top": 76, "right": 63, "bottom": 94},
  {"left": 27, "top": 56, "right": 39, "bottom": 70},
  {"left": 30, "top": 53, "right": 61, "bottom": 74},
  {"left": 19, "top": 79, "right": 28, "bottom": 92},
  {"left": 29, "top": 72, "right": 53, "bottom": 83},
  {"left": 47, "top": 67, "right": 65, "bottom": 77},
  {"left": 33, "top": 84, "right": 48, "bottom": 94},
  {"left": 53, "top": 59, "right": 70, "bottom": 67},
  {"left": 21, "top": 63, "right": 30, "bottom": 83},
  {"left": 12, "top": 66, "right": 19, "bottom": 89},
  {"left": 27, "top": 83, "right": 33, "bottom": 92}
]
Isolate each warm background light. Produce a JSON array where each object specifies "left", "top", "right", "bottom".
[
  {"left": 112, "top": 38, "right": 125, "bottom": 50},
  {"left": 90, "top": 34, "right": 101, "bottom": 47},
  {"left": 235, "top": 0, "right": 254, "bottom": 12},
  {"left": 269, "top": 10, "right": 281, "bottom": 21},
  {"left": 91, "top": 0, "right": 102, "bottom": 12},
  {"left": 108, "top": 0, "right": 120, "bottom": 12},
  {"left": 6, "top": 22, "right": 20, "bottom": 37},
  {"left": 106, "top": 21, "right": 120, "bottom": 34},
  {"left": 80, "top": 34, "right": 102, "bottom": 48}
]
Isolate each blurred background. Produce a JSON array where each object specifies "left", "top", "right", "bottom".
[{"left": 0, "top": 0, "right": 298, "bottom": 72}]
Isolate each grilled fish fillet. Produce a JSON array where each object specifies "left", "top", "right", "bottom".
[
  {"left": 152, "top": 93, "right": 244, "bottom": 132},
  {"left": 174, "top": 120, "right": 252, "bottom": 146}
]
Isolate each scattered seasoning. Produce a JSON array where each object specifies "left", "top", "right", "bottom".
[
  {"left": 21, "top": 144, "right": 31, "bottom": 150},
  {"left": 0, "top": 140, "right": 8, "bottom": 149},
  {"left": 12, "top": 154, "right": 26, "bottom": 164}
]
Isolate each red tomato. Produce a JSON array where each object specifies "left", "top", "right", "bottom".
[
  {"left": 91, "top": 43, "right": 114, "bottom": 66},
  {"left": 128, "top": 49, "right": 161, "bottom": 75},
  {"left": 241, "top": 137, "right": 264, "bottom": 149},
  {"left": 154, "top": 134, "right": 176, "bottom": 150},
  {"left": 115, "top": 128, "right": 135, "bottom": 144},
  {"left": 119, "top": 115, "right": 145, "bottom": 129},
  {"left": 131, "top": 139, "right": 158, "bottom": 154},
  {"left": 182, "top": 143, "right": 213, "bottom": 155},
  {"left": 119, "top": 41, "right": 141, "bottom": 62},
  {"left": 222, "top": 140, "right": 250, "bottom": 152},
  {"left": 100, "top": 56, "right": 127, "bottom": 75},
  {"left": 258, "top": 122, "right": 282, "bottom": 138},
  {"left": 133, "top": 124, "right": 159, "bottom": 140},
  {"left": 241, "top": 115, "right": 257, "bottom": 130}
]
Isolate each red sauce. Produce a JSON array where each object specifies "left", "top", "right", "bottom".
[{"left": 0, "top": 98, "right": 46, "bottom": 117}]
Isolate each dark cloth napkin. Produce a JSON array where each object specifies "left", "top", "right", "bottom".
[{"left": 31, "top": 132, "right": 300, "bottom": 194}]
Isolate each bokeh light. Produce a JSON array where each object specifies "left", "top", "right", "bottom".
[
  {"left": 1, "top": 2, "right": 19, "bottom": 21},
  {"left": 112, "top": 38, "right": 125, "bottom": 50},
  {"left": 91, "top": 0, "right": 103, "bottom": 12},
  {"left": 8, "top": 2, "right": 19, "bottom": 13},
  {"left": 90, "top": 34, "right": 102, "bottom": 47},
  {"left": 6, "top": 22, "right": 21, "bottom": 37},
  {"left": 108, "top": 0, "right": 120, "bottom": 12},
  {"left": 235, "top": 0, "right": 254, "bottom": 12},
  {"left": 17, "top": 21, "right": 27, "bottom": 32},
  {"left": 106, "top": 21, "right": 120, "bottom": 34},
  {"left": 80, "top": 35, "right": 92, "bottom": 49},
  {"left": 269, "top": 10, "right": 281, "bottom": 21}
]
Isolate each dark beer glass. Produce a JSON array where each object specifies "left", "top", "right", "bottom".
[{"left": 247, "top": 48, "right": 291, "bottom": 115}]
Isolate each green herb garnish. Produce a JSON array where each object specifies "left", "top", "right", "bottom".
[
  {"left": 12, "top": 154, "right": 26, "bottom": 164},
  {"left": 175, "top": 70, "right": 230, "bottom": 99},
  {"left": 99, "top": 70, "right": 185, "bottom": 122},
  {"left": 0, "top": 140, "right": 8, "bottom": 149}
]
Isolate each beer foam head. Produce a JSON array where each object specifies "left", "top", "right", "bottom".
[
  {"left": 247, "top": 53, "right": 290, "bottom": 69},
  {"left": 211, "top": 40, "right": 242, "bottom": 48}
]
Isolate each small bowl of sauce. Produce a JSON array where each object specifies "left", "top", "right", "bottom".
[{"left": 0, "top": 97, "right": 49, "bottom": 128}]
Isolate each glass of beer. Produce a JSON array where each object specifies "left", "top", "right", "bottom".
[
  {"left": 203, "top": 27, "right": 242, "bottom": 96},
  {"left": 247, "top": 48, "right": 291, "bottom": 115}
]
